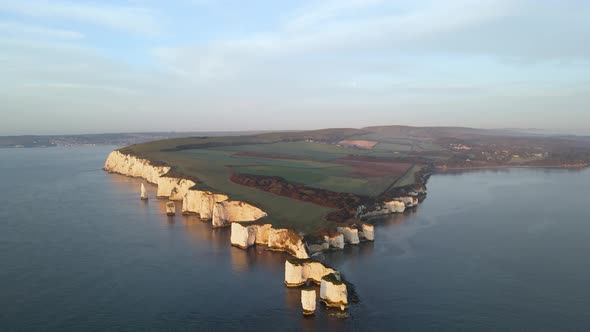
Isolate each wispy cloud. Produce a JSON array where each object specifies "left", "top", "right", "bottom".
[
  {"left": 0, "top": 0, "right": 162, "bottom": 36},
  {"left": 1, "top": 0, "right": 590, "bottom": 134},
  {"left": 0, "top": 20, "right": 83, "bottom": 40}
]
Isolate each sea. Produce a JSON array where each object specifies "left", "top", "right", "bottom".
[{"left": 1, "top": 146, "right": 589, "bottom": 331}]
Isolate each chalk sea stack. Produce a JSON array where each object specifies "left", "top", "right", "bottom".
[
  {"left": 301, "top": 289, "right": 316, "bottom": 316},
  {"left": 140, "top": 183, "right": 148, "bottom": 200},
  {"left": 320, "top": 273, "right": 348, "bottom": 311},
  {"left": 230, "top": 223, "right": 256, "bottom": 249},
  {"left": 166, "top": 201, "right": 176, "bottom": 216},
  {"left": 360, "top": 223, "right": 374, "bottom": 241},
  {"left": 328, "top": 233, "right": 345, "bottom": 249},
  {"left": 337, "top": 226, "right": 360, "bottom": 245}
]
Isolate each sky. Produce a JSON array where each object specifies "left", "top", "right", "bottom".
[{"left": 0, "top": 0, "right": 589, "bottom": 135}]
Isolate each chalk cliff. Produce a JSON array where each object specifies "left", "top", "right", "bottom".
[
  {"left": 360, "top": 200, "right": 406, "bottom": 219},
  {"left": 395, "top": 196, "right": 419, "bottom": 208},
  {"left": 104, "top": 150, "right": 268, "bottom": 229},
  {"left": 268, "top": 228, "right": 309, "bottom": 259},
  {"left": 182, "top": 190, "right": 229, "bottom": 219},
  {"left": 320, "top": 274, "right": 348, "bottom": 310},
  {"left": 157, "top": 177, "right": 196, "bottom": 201},
  {"left": 301, "top": 289, "right": 316, "bottom": 315},
  {"left": 359, "top": 223, "right": 374, "bottom": 241},
  {"left": 103, "top": 150, "right": 170, "bottom": 184},
  {"left": 284, "top": 258, "right": 336, "bottom": 287},
  {"left": 385, "top": 200, "right": 406, "bottom": 213},
  {"left": 253, "top": 224, "right": 272, "bottom": 245},
  {"left": 328, "top": 233, "right": 345, "bottom": 249},
  {"left": 337, "top": 227, "right": 360, "bottom": 245},
  {"left": 212, "top": 200, "right": 267, "bottom": 228},
  {"left": 230, "top": 223, "right": 257, "bottom": 249}
]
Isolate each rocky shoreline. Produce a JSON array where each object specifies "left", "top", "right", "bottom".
[{"left": 103, "top": 149, "right": 427, "bottom": 313}]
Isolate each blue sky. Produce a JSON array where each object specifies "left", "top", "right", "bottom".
[{"left": 1, "top": 0, "right": 589, "bottom": 135}]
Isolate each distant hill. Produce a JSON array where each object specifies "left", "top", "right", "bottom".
[{"left": 0, "top": 131, "right": 269, "bottom": 148}]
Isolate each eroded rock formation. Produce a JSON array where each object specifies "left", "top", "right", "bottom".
[
  {"left": 284, "top": 258, "right": 336, "bottom": 287},
  {"left": 103, "top": 150, "right": 170, "bottom": 184},
  {"left": 157, "top": 177, "right": 196, "bottom": 201},
  {"left": 166, "top": 201, "right": 176, "bottom": 216},
  {"left": 385, "top": 200, "right": 407, "bottom": 213},
  {"left": 320, "top": 273, "right": 348, "bottom": 311},
  {"left": 395, "top": 196, "right": 419, "bottom": 208},
  {"left": 140, "top": 183, "right": 148, "bottom": 200},
  {"left": 253, "top": 224, "right": 272, "bottom": 245},
  {"left": 359, "top": 223, "right": 374, "bottom": 241},
  {"left": 337, "top": 227, "right": 360, "bottom": 245},
  {"left": 182, "top": 190, "right": 228, "bottom": 219},
  {"left": 212, "top": 200, "right": 267, "bottom": 228},
  {"left": 230, "top": 223, "right": 256, "bottom": 249},
  {"left": 328, "top": 233, "right": 345, "bottom": 249},
  {"left": 268, "top": 228, "right": 309, "bottom": 259},
  {"left": 301, "top": 289, "right": 316, "bottom": 315}
]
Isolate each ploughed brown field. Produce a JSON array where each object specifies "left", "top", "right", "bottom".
[
  {"left": 233, "top": 152, "right": 305, "bottom": 160},
  {"left": 335, "top": 156, "right": 413, "bottom": 177},
  {"left": 338, "top": 139, "right": 379, "bottom": 149}
]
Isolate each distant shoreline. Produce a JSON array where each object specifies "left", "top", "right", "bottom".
[{"left": 436, "top": 164, "right": 589, "bottom": 172}]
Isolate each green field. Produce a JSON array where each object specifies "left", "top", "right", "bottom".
[{"left": 118, "top": 127, "right": 441, "bottom": 232}]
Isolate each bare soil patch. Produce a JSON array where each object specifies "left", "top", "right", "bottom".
[
  {"left": 233, "top": 151, "right": 304, "bottom": 160},
  {"left": 335, "top": 155, "right": 413, "bottom": 177},
  {"left": 338, "top": 140, "right": 378, "bottom": 149}
]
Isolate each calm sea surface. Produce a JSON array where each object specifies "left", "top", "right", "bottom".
[{"left": 1, "top": 146, "right": 589, "bottom": 331}]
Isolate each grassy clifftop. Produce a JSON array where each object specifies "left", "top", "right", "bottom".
[{"left": 118, "top": 126, "right": 590, "bottom": 232}]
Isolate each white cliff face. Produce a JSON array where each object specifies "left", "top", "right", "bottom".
[
  {"left": 395, "top": 196, "right": 419, "bottom": 207},
  {"left": 157, "top": 177, "right": 196, "bottom": 201},
  {"left": 230, "top": 223, "right": 256, "bottom": 249},
  {"left": 385, "top": 200, "right": 406, "bottom": 213},
  {"left": 284, "top": 259, "right": 335, "bottom": 287},
  {"left": 320, "top": 275, "right": 348, "bottom": 310},
  {"left": 328, "top": 234, "right": 345, "bottom": 249},
  {"left": 268, "top": 229, "right": 309, "bottom": 259},
  {"left": 301, "top": 290, "right": 316, "bottom": 315},
  {"left": 285, "top": 260, "right": 306, "bottom": 286},
  {"left": 230, "top": 223, "right": 272, "bottom": 250},
  {"left": 253, "top": 224, "right": 272, "bottom": 245},
  {"left": 306, "top": 261, "right": 336, "bottom": 284},
  {"left": 322, "top": 236, "right": 330, "bottom": 250},
  {"left": 360, "top": 200, "right": 405, "bottom": 219},
  {"left": 103, "top": 150, "right": 170, "bottom": 184},
  {"left": 337, "top": 227, "right": 360, "bottom": 245},
  {"left": 182, "top": 190, "right": 228, "bottom": 219},
  {"left": 166, "top": 201, "right": 176, "bottom": 216},
  {"left": 360, "top": 224, "right": 374, "bottom": 241},
  {"left": 212, "top": 201, "right": 267, "bottom": 228}
]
